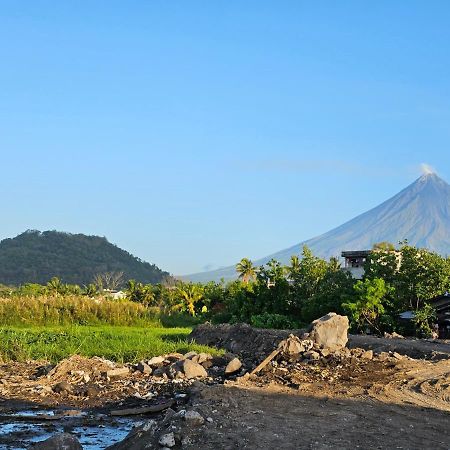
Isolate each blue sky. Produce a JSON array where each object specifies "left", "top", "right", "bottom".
[{"left": 1, "top": 1, "right": 450, "bottom": 275}]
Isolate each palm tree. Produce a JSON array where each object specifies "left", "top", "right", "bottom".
[
  {"left": 175, "top": 283, "right": 204, "bottom": 316},
  {"left": 46, "top": 277, "right": 65, "bottom": 296},
  {"left": 286, "top": 255, "right": 301, "bottom": 278},
  {"left": 236, "top": 258, "right": 256, "bottom": 283}
]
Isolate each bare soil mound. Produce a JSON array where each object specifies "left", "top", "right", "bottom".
[{"left": 190, "top": 323, "right": 450, "bottom": 361}]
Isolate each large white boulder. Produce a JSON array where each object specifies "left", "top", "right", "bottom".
[{"left": 309, "top": 313, "right": 349, "bottom": 350}]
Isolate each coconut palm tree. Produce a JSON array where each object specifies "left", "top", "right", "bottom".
[
  {"left": 286, "top": 255, "right": 301, "bottom": 278},
  {"left": 236, "top": 258, "right": 256, "bottom": 283},
  {"left": 46, "top": 277, "right": 65, "bottom": 296}
]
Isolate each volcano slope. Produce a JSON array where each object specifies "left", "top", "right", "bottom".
[{"left": 188, "top": 172, "right": 450, "bottom": 282}]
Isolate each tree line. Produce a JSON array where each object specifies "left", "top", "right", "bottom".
[{"left": 1, "top": 242, "right": 447, "bottom": 336}]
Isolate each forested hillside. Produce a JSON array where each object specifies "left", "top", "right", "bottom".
[{"left": 0, "top": 230, "right": 170, "bottom": 286}]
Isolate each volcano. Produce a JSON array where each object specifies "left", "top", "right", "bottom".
[{"left": 188, "top": 172, "right": 450, "bottom": 282}]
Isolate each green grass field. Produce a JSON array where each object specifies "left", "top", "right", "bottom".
[{"left": 0, "top": 326, "right": 221, "bottom": 363}]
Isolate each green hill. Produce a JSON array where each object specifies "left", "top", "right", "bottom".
[{"left": 0, "top": 230, "right": 170, "bottom": 286}]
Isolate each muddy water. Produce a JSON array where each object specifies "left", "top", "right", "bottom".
[{"left": 0, "top": 409, "right": 138, "bottom": 449}]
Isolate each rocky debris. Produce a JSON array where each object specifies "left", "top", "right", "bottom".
[
  {"left": 304, "top": 350, "right": 320, "bottom": 361},
  {"left": 181, "top": 359, "right": 208, "bottom": 379},
  {"left": 106, "top": 401, "right": 208, "bottom": 449},
  {"left": 279, "top": 335, "right": 313, "bottom": 355},
  {"left": 309, "top": 313, "right": 349, "bottom": 350},
  {"left": 3, "top": 318, "right": 437, "bottom": 450},
  {"left": 104, "top": 367, "right": 130, "bottom": 379},
  {"left": 184, "top": 410, "right": 205, "bottom": 426},
  {"left": 53, "top": 380, "right": 73, "bottom": 394},
  {"left": 148, "top": 356, "right": 166, "bottom": 367},
  {"left": 30, "top": 432, "right": 82, "bottom": 449},
  {"left": 247, "top": 340, "right": 414, "bottom": 388},
  {"left": 135, "top": 361, "right": 152, "bottom": 375},
  {"left": 191, "top": 352, "right": 213, "bottom": 365},
  {"left": 106, "top": 420, "right": 158, "bottom": 449},
  {"left": 190, "top": 314, "right": 349, "bottom": 365},
  {"left": 361, "top": 350, "right": 374, "bottom": 360},
  {"left": 225, "top": 358, "right": 242, "bottom": 375},
  {"left": 191, "top": 322, "right": 450, "bottom": 364},
  {"left": 384, "top": 331, "right": 405, "bottom": 339},
  {"left": 159, "top": 432, "right": 176, "bottom": 447},
  {"left": 153, "top": 367, "right": 168, "bottom": 378}
]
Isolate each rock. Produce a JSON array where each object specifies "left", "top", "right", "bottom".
[
  {"left": 184, "top": 351, "right": 198, "bottom": 359},
  {"left": 309, "top": 313, "right": 349, "bottom": 350},
  {"left": 148, "top": 356, "right": 166, "bottom": 366},
  {"left": 103, "top": 367, "right": 130, "bottom": 379},
  {"left": 191, "top": 353, "right": 212, "bottom": 364},
  {"left": 384, "top": 331, "right": 405, "bottom": 339},
  {"left": 392, "top": 352, "right": 404, "bottom": 360},
  {"left": 153, "top": 367, "right": 168, "bottom": 378},
  {"left": 84, "top": 385, "right": 100, "bottom": 397},
  {"left": 158, "top": 432, "right": 176, "bottom": 448},
  {"left": 182, "top": 359, "right": 208, "bottom": 379},
  {"left": 31, "top": 433, "right": 82, "bottom": 449},
  {"left": 135, "top": 361, "right": 152, "bottom": 375},
  {"left": 53, "top": 381, "right": 73, "bottom": 394},
  {"left": 167, "top": 362, "right": 185, "bottom": 379},
  {"left": 201, "top": 360, "right": 213, "bottom": 369},
  {"left": 304, "top": 350, "right": 320, "bottom": 361},
  {"left": 105, "top": 420, "right": 157, "bottom": 449},
  {"left": 165, "top": 354, "right": 183, "bottom": 363},
  {"left": 279, "top": 335, "right": 314, "bottom": 355},
  {"left": 184, "top": 410, "right": 205, "bottom": 427},
  {"left": 225, "top": 357, "right": 242, "bottom": 375},
  {"left": 361, "top": 350, "right": 374, "bottom": 360}
]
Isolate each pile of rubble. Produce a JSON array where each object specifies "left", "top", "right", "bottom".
[
  {"left": 244, "top": 313, "right": 410, "bottom": 388},
  {"left": 10, "top": 312, "right": 421, "bottom": 449},
  {"left": 11, "top": 351, "right": 246, "bottom": 409}
]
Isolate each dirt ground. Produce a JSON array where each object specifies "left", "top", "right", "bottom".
[
  {"left": 0, "top": 329, "right": 449, "bottom": 449},
  {"left": 182, "top": 380, "right": 450, "bottom": 449}
]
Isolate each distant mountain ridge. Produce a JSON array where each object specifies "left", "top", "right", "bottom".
[
  {"left": 0, "top": 230, "right": 170, "bottom": 286},
  {"left": 188, "top": 173, "right": 450, "bottom": 282}
]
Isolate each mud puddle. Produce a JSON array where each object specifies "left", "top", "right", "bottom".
[{"left": 0, "top": 409, "right": 137, "bottom": 449}]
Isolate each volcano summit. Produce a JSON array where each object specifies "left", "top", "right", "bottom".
[{"left": 188, "top": 173, "right": 450, "bottom": 282}]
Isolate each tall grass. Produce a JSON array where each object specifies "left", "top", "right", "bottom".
[
  {"left": 0, "top": 326, "right": 222, "bottom": 363},
  {"left": 0, "top": 295, "right": 161, "bottom": 326}
]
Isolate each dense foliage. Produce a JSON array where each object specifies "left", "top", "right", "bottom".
[
  {"left": 0, "top": 230, "right": 171, "bottom": 286},
  {"left": 1, "top": 241, "right": 447, "bottom": 337}
]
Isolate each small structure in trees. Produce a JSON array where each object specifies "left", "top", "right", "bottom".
[
  {"left": 341, "top": 250, "right": 370, "bottom": 279},
  {"left": 428, "top": 293, "right": 450, "bottom": 338}
]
